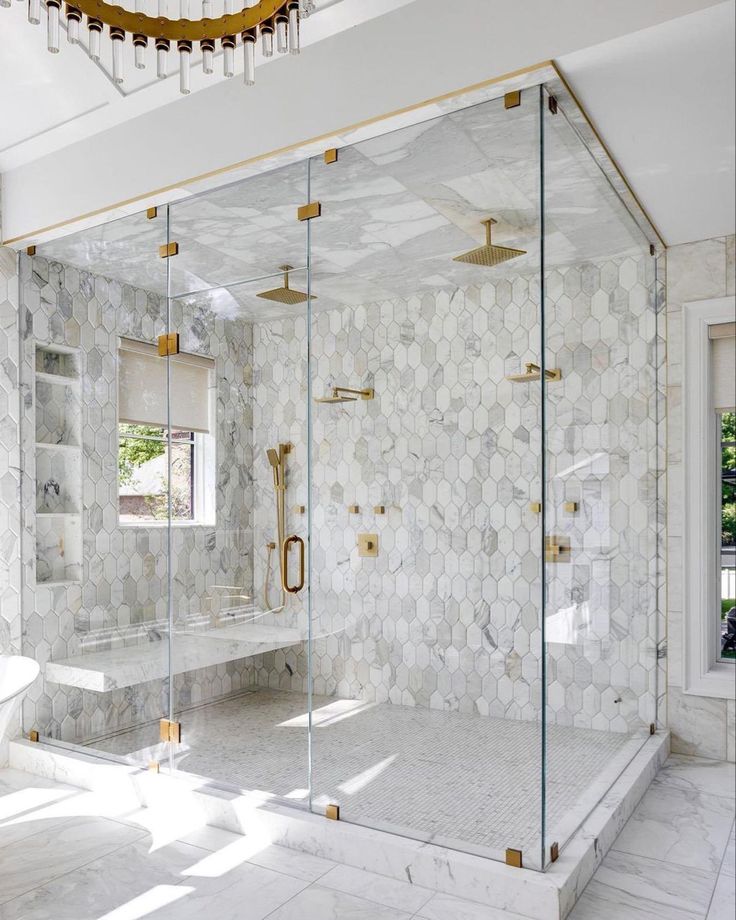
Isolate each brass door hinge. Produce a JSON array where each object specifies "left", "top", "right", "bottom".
[
  {"left": 325, "top": 803, "right": 340, "bottom": 820},
  {"left": 529, "top": 502, "right": 542, "bottom": 514},
  {"left": 148, "top": 761, "right": 160, "bottom": 773},
  {"left": 157, "top": 332, "right": 180, "bottom": 356},
  {"left": 505, "top": 848, "right": 523, "bottom": 868},
  {"left": 548, "top": 95, "right": 558, "bottom": 115},
  {"left": 650, "top": 243, "right": 656, "bottom": 256},
  {"left": 504, "top": 90, "right": 521, "bottom": 109},
  {"left": 297, "top": 201, "right": 322, "bottom": 221},
  {"left": 550, "top": 842, "right": 559, "bottom": 862},
  {"left": 563, "top": 501, "right": 579, "bottom": 514},
  {"left": 26, "top": 245, "right": 37, "bottom": 257},
  {"left": 29, "top": 729, "right": 39, "bottom": 743},
  {"left": 159, "top": 241, "right": 179, "bottom": 259},
  {"left": 649, "top": 723, "right": 657, "bottom": 735},
  {"left": 147, "top": 206, "right": 158, "bottom": 220},
  {"left": 160, "top": 719, "right": 182, "bottom": 743},
  {"left": 324, "top": 148, "right": 338, "bottom": 164}
]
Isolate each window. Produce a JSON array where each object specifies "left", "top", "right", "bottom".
[
  {"left": 117, "top": 338, "right": 215, "bottom": 525},
  {"left": 684, "top": 298, "right": 736, "bottom": 698},
  {"left": 719, "top": 411, "right": 736, "bottom": 659}
]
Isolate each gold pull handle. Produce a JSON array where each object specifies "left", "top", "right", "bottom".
[{"left": 282, "top": 534, "right": 305, "bottom": 594}]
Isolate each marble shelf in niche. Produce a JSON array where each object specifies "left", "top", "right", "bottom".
[{"left": 35, "top": 445, "right": 81, "bottom": 514}]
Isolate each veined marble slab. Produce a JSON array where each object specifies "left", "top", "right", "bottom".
[{"left": 44, "top": 624, "right": 305, "bottom": 692}]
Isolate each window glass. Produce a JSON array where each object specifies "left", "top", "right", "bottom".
[
  {"left": 118, "top": 425, "right": 195, "bottom": 523},
  {"left": 720, "top": 410, "right": 736, "bottom": 660}
]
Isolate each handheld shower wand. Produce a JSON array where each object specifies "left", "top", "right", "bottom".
[{"left": 264, "top": 444, "right": 289, "bottom": 612}]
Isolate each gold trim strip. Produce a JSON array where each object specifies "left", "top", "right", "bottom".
[{"left": 3, "top": 60, "right": 553, "bottom": 247}]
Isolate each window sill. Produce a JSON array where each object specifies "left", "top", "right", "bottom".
[
  {"left": 685, "top": 660, "right": 736, "bottom": 701},
  {"left": 119, "top": 521, "right": 216, "bottom": 529}
]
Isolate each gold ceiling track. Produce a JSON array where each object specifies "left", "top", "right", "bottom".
[
  {"left": 66, "top": 0, "right": 290, "bottom": 42},
  {"left": 3, "top": 60, "right": 664, "bottom": 251}
]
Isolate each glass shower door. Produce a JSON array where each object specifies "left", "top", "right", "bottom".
[
  {"left": 22, "top": 207, "right": 174, "bottom": 767},
  {"left": 161, "top": 162, "right": 312, "bottom": 798},
  {"left": 307, "top": 92, "right": 546, "bottom": 866},
  {"left": 541, "top": 88, "right": 661, "bottom": 867}
]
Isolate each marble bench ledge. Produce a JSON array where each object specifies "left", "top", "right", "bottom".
[{"left": 44, "top": 624, "right": 306, "bottom": 692}]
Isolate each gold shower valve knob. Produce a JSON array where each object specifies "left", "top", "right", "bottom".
[{"left": 358, "top": 534, "right": 378, "bottom": 557}]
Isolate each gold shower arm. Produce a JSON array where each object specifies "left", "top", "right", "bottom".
[
  {"left": 506, "top": 363, "right": 562, "bottom": 383},
  {"left": 334, "top": 386, "right": 374, "bottom": 400}
]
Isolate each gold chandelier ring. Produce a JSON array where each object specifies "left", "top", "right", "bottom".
[{"left": 69, "top": 0, "right": 291, "bottom": 41}]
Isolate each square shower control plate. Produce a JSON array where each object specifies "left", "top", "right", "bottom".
[{"left": 358, "top": 534, "right": 378, "bottom": 557}]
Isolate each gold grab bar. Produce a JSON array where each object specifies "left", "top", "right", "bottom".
[{"left": 282, "top": 534, "right": 305, "bottom": 594}]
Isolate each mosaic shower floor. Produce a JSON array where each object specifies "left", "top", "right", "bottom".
[{"left": 89, "top": 688, "right": 646, "bottom": 862}]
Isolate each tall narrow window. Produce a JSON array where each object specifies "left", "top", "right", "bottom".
[
  {"left": 117, "top": 338, "right": 215, "bottom": 524},
  {"left": 712, "top": 324, "right": 736, "bottom": 660}
]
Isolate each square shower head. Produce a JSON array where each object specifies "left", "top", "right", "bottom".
[
  {"left": 256, "top": 265, "right": 314, "bottom": 305},
  {"left": 453, "top": 218, "right": 526, "bottom": 267}
]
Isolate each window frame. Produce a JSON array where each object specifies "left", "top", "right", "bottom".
[
  {"left": 116, "top": 336, "right": 217, "bottom": 529},
  {"left": 683, "top": 295, "right": 736, "bottom": 699}
]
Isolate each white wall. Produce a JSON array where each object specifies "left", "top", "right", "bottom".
[
  {"left": 666, "top": 234, "right": 736, "bottom": 761},
  {"left": 0, "top": 0, "right": 722, "bottom": 245}
]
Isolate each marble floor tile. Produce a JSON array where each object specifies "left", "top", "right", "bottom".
[
  {"left": 0, "top": 836, "right": 204, "bottom": 920},
  {"left": 707, "top": 871, "right": 736, "bottom": 920},
  {"left": 654, "top": 756, "right": 736, "bottom": 799},
  {"left": 612, "top": 782, "right": 735, "bottom": 873},
  {"left": 317, "top": 864, "right": 434, "bottom": 913},
  {"left": 263, "top": 885, "right": 414, "bottom": 920},
  {"left": 416, "top": 892, "right": 530, "bottom": 920},
  {"left": 141, "top": 863, "right": 309, "bottom": 920},
  {"left": 574, "top": 850, "right": 717, "bottom": 919},
  {"left": 568, "top": 890, "right": 701, "bottom": 920},
  {"left": 0, "top": 814, "right": 146, "bottom": 904}
]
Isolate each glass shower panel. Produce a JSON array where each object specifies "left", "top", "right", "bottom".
[
  {"left": 21, "top": 208, "right": 173, "bottom": 766},
  {"left": 165, "top": 162, "right": 311, "bottom": 799},
  {"left": 166, "top": 162, "right": 311, "bottom": 298},
  {"left": 541, "top": 91, "right": 660, "bottom": 865},
  {"left": 308, "top": 93, "right": 545, "bottom": 865}
]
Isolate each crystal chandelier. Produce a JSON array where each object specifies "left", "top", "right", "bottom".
[{"left": 1, "top": 0, "right": 315, "bottom": 94}]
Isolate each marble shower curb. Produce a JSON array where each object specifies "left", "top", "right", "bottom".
[{"left": 8, "top": 731, "right": 669, "bottom": 920}]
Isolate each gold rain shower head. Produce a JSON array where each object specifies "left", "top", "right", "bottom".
[
  {"left": 314, "top": 386, "right": 374, "bottom": 404},
  {"left": 453, "top": 218, "right": 527, "bottom": 267},
  {"left": 256, "top": 265, "right": 315, "bottom": 305}
]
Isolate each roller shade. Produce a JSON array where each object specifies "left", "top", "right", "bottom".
[
  {"left": 118, "top": 338, "right": 214, "bottom": 433},
  {"left": 710, "top": 323, "right": 736, "bottom": 412}
]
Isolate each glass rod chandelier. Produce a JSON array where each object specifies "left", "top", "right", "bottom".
[{"left": 2, "top": 0, "right": 314, "bottom": 94}]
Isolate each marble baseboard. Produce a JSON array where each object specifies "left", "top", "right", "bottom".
[{"left": 8, "top": 730, "right": 670, "bottom": 920}]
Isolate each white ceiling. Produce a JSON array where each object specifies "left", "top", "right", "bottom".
[
  {"left": 558, "top": 1, "right": 735, "bottom": 246},
  {"left": 0, "top": 0, "right": 732, "bottom": 247}
]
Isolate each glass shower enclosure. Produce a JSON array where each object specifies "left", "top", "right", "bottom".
[{"left": 20, "top": 84, "right": 662, "bottom": 872}]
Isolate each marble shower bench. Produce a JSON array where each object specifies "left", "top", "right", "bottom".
[{"left": 44, "top": 623, "right": 305, "bottom": 692}]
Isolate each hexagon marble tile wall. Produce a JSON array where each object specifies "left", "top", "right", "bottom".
[{"left": 250, "top": 255, "right": 661, "bottom": 735}]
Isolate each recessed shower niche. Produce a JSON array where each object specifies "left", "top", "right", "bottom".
[
  {"left": 18, "top": 82, "right": 664, "bottom": 886},
  {"left": 33, "top": 343, "right": 82, "bottom": 585}
]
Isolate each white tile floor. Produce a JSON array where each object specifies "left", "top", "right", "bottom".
[
  {"left": 87, "top": 687, "right": 645, "bottom": 860},
  {"left": 0, "top": 754, "right": 732, "bottom": 920}
]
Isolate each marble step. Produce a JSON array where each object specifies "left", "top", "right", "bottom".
[{"left": 44, "top": 624, "right": 306, "bottom": 692}]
